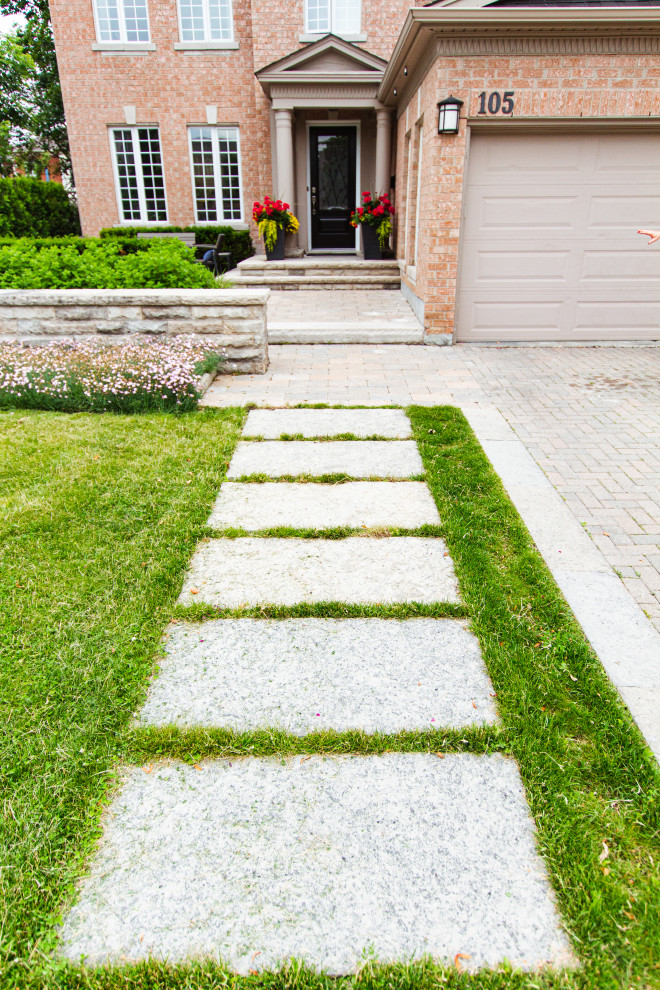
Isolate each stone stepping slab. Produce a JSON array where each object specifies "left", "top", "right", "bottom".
[
  {"left": 244, "top": 408, "right": 412, "bottom": 439},
  {"left": 207, "top": 482, "right": 440, "bottom": 531},
  {"left": 58, "top": 754, "right": 574, "bottom": 973},
  {"left": 179, "top": 538, "right": 460, "bottom": 607},
  {"left": 226, "top": 440, "right": 424, "bottom": 479},
  {"left": 139, "top": 618, "right": 497, "bottom": 732}
]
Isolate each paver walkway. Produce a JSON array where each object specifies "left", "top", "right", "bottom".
[
  {"left": 267, "top": 290, "right": 423, "bottom": 343},
  {"left": 58, "top": 408, "right": 574, "bottom": 974},
  {"left": 203, "top": 344, "right": 660, "bottom": 633}
]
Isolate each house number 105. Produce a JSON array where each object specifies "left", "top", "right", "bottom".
[{"left": 478, "top": 91, "right": 515, "bottom": 115}]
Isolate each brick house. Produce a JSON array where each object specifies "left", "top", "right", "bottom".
[{"left": 49, "top": 0, "right": 660, "bottom": 341}]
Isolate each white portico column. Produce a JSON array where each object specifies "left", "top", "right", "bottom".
[
  {"left": 274, "top": 108, "right": 295, "bottom": 208},
  {"left": 374, "top": 107, "right": 393, "bottom": 197}
]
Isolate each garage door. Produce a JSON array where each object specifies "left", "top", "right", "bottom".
[{"left": 456, "top": 131, "right": 660, "bottom": 341}]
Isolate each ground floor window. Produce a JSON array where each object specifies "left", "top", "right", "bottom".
[
  {"left": 110, "top": 127, "right": 167, "bottom": 223},
  {"left": 189, "top": 126, "right": 242, "bottom": 223}
]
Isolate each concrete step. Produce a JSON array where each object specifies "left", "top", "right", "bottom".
[
  {"left": 268, "top": 322, "right": 424, "bottom": 344},
  {"left": 231, "top": 275, "right": 401, "bottom": 290},
  {"left": 229, "top": 257, "right": 402, "bottom": 291}
]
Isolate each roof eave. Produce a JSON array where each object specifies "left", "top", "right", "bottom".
[{"left": 378, "top": 8, "right": 660, "bottom": 105}]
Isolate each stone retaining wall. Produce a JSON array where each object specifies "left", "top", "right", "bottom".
[{"left": 0, "top": 288, "right": 270, "bottom": 374}]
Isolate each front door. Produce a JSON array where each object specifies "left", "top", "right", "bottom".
[{"left": 309, "top": 126, "right": 357, "bottom": 250}]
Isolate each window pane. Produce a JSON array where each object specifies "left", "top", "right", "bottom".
[
  {"left": 190, "top": 127, "right": 218, "bottom": 223},
  {"left": 121, "top": 0, "right": 150, "bottom": 41},
  {"left": 179, "top": 0, "right": 206, "bottom": 40},
  {"left": 306, "top": 0, "right": 330, "bottom": 33},
  {"left": 95, "top": 0, "right": 121, "bottom": 40},
  {"left": 207, "top": 0, "right": 232, "bottom": 40},
  {"left": 137, "top": 127, "right": 167, "bottom": 221},
  {"left": 332, "top": 0, "right": 360, "bottom": 34},
  {"left": 217, "top": 127, "right": 241, "bottom": 220},
  {"left": 112, "top": 129, "right": 141, "bottom": 220}
]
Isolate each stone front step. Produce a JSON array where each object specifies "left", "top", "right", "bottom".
[
  {"left": 58, "top": 754, "right": 575, "bottom": 973},
  {"left": 268, "top": 322, "right": 424, "bottom": 344},
  {"left": 229, "top": 257, "right": 401, "bottom": 291},
  {"left": 226, "top": 440, "right": 424, "bottom": 479},
  {"left": 207, "top": 481, "right": 440, "bottom": 531},
  {"left": 139, "top": 618, "right": 497, "bottom": 732},
  {"left": 178, "top": 537, "right": 460, "bottom": 607}
]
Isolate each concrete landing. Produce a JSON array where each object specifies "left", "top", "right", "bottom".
[
  {"left": 58, "top": 754, "right": 574, "bottom": 973},
  {"left": 139, "top": 619, "right": 497, "bottom": 732}
]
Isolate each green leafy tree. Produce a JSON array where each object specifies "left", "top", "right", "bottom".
[{"left": 0, "top": 0, "right": 72, "bottom": 181}]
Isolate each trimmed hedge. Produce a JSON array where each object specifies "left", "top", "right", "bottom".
[
  {"left": 99, "top": 224, "right": 254, "bottom": 266},
  {"left": 0, "top": 177, "right": 81, "bottom": 238},
  {"left": 0, "top": 237, "right": 217, "bottom": 289}
]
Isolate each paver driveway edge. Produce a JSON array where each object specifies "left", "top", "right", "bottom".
[{"left": 462, "top": 405, "right": 660, "bottom": 763}]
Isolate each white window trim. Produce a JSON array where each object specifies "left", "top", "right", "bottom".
[
  {"left": 188, "top": 125, "right": 244, "bottom": 224},
  {"left": 304, "top": 0, "right": 361, "bottom": 37},
  {"left": 177, "top": 0, "right": 235, "bottom": 45},
  {"left": 92, "top": 0, "right": 152, "bottom": 45},
  {"left": 109, "top": 126, "right": 169, "bottom": 225}
]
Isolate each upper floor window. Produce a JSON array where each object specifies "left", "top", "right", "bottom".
[
  {"left": 94, "top": 0, "right": 150, "bottom": 43},
  {"left": 178, "top": 0, "right": 234, "bottom": 42},
  {"left": 305, "top": 0, "right": 361, "bottom": 35},
  {"left": 110, "top": 127, "right": 167, "bottom": 223},
  {"left": 189, "top": 126, "right": 242, "bottom": 223}
]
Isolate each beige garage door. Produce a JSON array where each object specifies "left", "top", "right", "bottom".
[{"left": 456, "top": 131, "right": 660, "bottom": 341}]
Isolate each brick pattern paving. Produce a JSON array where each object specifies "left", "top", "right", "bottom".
[
  {"left": 203, "top": 344, "right": 660, "bottom": 631},
  {"left": 268, "top": 290, "right": 421, "bottom": 327}
]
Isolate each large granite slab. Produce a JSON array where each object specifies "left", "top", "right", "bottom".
[
  {"left": 226, "top": 440, "right": 424, "bottom": 479},
  {"left": 244, "top": 409, "right": 412, "bottom": 439}
]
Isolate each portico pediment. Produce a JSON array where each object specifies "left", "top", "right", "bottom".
[{"left": 256, "top": 34, "right": 387, "bottom": 100}]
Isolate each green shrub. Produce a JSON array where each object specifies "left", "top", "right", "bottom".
[
  {"left": 99, "top": 224, "right": 254, "bottom": 265},
  {"left": 0, "top": 237, "right": 217, "bottom": 289},
  {"left": 0, "top": 177, "right": 81, "bottom": 237}
]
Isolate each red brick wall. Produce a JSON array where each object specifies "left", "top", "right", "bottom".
[
  {"left": 50, "top": 0, "right": 422, "bottom": 236},
  {"left": 394, "top": 46, "right": 660, "bottom": 335}
]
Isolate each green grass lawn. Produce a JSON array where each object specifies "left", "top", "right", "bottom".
[{"left": 1, "top": 405, "right": 659, "bottom": 990}]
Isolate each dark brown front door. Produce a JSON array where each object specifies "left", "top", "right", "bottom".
[{"left": 309, "top": 126, "right": 357, "bottom": 250}]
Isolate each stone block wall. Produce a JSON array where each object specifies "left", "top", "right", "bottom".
[{"left": 0, "top": 289, "right": 270, "bottom": 374}]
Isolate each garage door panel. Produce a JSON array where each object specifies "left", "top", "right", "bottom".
[
  {"left": 475, "top": 250, "right": 570, "bottom": 283},
  {"left": 456, "top": 131, "right": 660, "bottom": 341},
  {"left": 479, "top": 196, "right": 577, "bottom": 230}
]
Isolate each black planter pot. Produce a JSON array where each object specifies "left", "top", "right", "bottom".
[
  {"left": 265, "top": 227, "right": 285, "bottom": 261},
  {"left": 361, "top": 223, "right": 382, "bottom": 260}
]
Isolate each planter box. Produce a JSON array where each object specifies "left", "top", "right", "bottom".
[
  {"left": 0, "top": 288, "right": 270, "bottom": 374},
  {"left": 361, "top": 224, "right": 382, "bottom": 260}
]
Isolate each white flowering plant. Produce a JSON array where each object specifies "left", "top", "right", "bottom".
[{"left": 0, "top": 337, "right": 224, "bottom": 414}]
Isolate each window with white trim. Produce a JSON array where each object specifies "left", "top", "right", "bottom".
[
  {"left": 189, "top": 126, "right": 242, "bottom": 222},
  {"left": 178, "top": 0, "right": 233, "bottom": 41},
  {"left": 111, "top": 127, "right": 167, "bottom": 223},
  {"left": 94, "top": 0, "right": 150, "bottom": 43},
  {"left": 305, "top": 0, "right": 360, "bottom": 35}
]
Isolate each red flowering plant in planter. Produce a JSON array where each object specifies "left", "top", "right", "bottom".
[
  {"left": 252, "top": 196, "right": 300, "bottom": 253},
  {"left": 350, "top": 191, "right": 395, "bottom": 249}
]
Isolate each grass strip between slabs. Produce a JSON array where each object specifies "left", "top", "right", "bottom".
[
  {"left": 230, "top": 474, "right": 427, "bottom": 483},
  {"left": 124, "top": 725, "right": 503, "bottom": 763},
  {"left": 172, "top": 601, "right": 469, "bottom": 622},
  {"left": 3, "top": 403, "right": 660, "bottom": 990},
  {"left": 203, "top": 524, "right": 445, "bottom": 540},
  {"left": 242, "top": 434, "right": 409, "bottom": 443}
]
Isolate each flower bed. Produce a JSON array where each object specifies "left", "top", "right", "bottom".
[{"left": 0, "top": 336, "right": 224, "bottom": 414}]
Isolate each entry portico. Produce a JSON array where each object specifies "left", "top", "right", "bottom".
[{"left": 256, "top": 35, "right": 393, "bottom": 253}]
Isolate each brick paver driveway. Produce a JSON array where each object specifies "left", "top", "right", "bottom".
[{"left": 204, "top": 343, "right": 660, "bottom": 632}]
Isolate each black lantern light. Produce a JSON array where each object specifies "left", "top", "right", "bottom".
[{"left": 437, "top": 95, "right": 463, "bottom": 135}]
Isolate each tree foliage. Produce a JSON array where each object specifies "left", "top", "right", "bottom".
[{"left": 0, "top": 0, "right": 72, "bottom": 180}]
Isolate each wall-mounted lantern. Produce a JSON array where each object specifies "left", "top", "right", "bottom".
[{"left": 437, "top": 95, "right": 463, "bottom": 135}]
